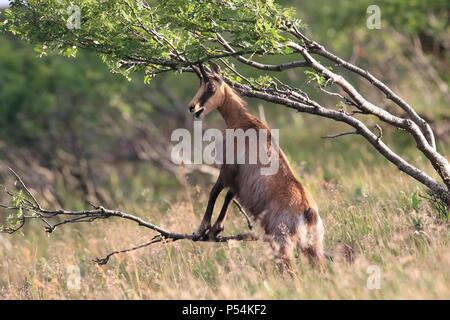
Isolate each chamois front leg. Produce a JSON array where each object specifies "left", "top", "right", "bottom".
[
  {"left": 208, "top": 190, "right": 235, "bottom": 240},
  {"left": 193, "top": 179, "right": 224, "bottom": 240}
]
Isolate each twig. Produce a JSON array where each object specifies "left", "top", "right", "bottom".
[
  {"left": 219, "top": 58, "right": 260, "bottom": 89},
  {"left": 93, "top": 235, "right": 165, "bottom": 265},
  {"left": 233, "top": 199, "right": 253, "bottom": 230},
  {"left": 8, "top": 167, "right": 42, "bottom": 210},
  {"left": 321, "top": 131, "right": 359, "bottom": 139},
  {"left": 375, "top": 124, "right": 383, "bottom": 141},
  {"left": 216, "top": 33, "right": 309, "bottom": 71}
]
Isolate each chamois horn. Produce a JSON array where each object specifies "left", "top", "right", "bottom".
[
  {"left": 191, "top": 64, "right": 202, "bottom": 79},
  {"left": 198, "top": 63, "right": 209, "bottom": 81}
]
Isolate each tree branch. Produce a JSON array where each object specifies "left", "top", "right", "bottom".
[
  {"left": 321, "top": 131, "right": 359, "bottom": 139},
  {"left": 0, "top": 171, "right": 258, "bottom": 264},
  {"left": 289, "top": 26, "right": 437, "bottom": 150},
  {"left": 288, "top": 42, "right": 450, "bottom": 196},
  {"left": 227, "top": 80, "right": 449, "bottom": 204},
  {"left": 216, "top": 33, "right": 309, "bottom": 71}
]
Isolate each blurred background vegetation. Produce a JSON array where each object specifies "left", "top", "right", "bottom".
[{"left": 0, "top": 0, "right": 449, "bottom": 299}]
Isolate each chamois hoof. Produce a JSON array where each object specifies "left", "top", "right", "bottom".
[
  {"left": 207, "top": 226, "right": 224, "bottom": 240},
  {"left": 191, "top": 232, "right": 203, "bottom": 241},
  {"left": 192, "top": 227, "right": 210, "bottom": 241}
]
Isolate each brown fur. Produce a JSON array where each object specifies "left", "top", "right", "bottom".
[{"left": 189, "top": 63, "right": 325, "bottom": 272}]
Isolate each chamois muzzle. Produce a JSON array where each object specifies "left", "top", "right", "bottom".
[
  {"left": 193, "top": 107, "right": 205, "bottom": 119},
  {"left": 188, "top": 103, "right": 205, "bottom": 119}
]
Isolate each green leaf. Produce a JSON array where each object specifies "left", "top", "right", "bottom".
[{"left": 410, "top": 191, "right": 421, "bottom": 212}]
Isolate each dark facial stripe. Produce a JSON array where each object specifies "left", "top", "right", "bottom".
[{"left": 199, "top": 87, "right": 215, "bottom": 106}]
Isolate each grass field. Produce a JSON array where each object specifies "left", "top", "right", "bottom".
[{"left": 1, "top": 113, "right": 448, "bottom": 299}]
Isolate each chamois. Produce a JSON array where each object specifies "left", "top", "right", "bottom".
[{"left": 187, "top": 62, "right": 325, "bottom": 271}]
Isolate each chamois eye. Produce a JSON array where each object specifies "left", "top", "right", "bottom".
[{"left": 207, "top": 83, "right": 216, "bottom": 92}]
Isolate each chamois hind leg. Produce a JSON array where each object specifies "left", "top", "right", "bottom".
[
  {"left": 268, "top": 232, "right": 295, "bottom": 275},
  {"left": 302, "top": 216, "right": 326, "bottom": 271}
]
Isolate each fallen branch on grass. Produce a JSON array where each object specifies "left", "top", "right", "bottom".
[{"left": 0, "top": 168, "right": 258, "bottom": 265}]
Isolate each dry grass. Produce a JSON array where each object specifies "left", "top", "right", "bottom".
[{"left": 0, "top": 154, "right": 448, "bottom": 299}]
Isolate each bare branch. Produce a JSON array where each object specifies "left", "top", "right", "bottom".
[
  {"left": 93, "top": 236, "right": 165, "bottom": 265},
  {"left": 375, "top": 124, "right": 383, "bottom": 141},
  {"left": 233, "top": 199, "right": 253, "bottom": 230},
  {"left": 216, "top": 33, "right": 309, "bottom": 71},
  {"left": 227, "top": 80, "right": 449, "bottom": 204},
  {"left": 0, "top": 171, "right": 258, "bottom": 264},
  {"left": 94, "top": 230, "right": 258, "bottom": 265},
  {"left": 321, "top": 131, "right": 359, "bottom": 139},
  {"left": 320, "top": 79, "right": 358, "bottom": 107},
  {"left": 8, "top": 167, "right": 42, "bottom": 210},
  {"left": 288, "top": 42, "right": 450, "bottom": 196},
  {"left": 289, "top": 27, "right": 436, "bottom": 150}
]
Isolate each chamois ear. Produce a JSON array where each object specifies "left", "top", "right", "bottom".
[{"left": 208, "top": 61, "right": 221, "bottom": 76}]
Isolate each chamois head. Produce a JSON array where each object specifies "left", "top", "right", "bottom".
[{"left": 188, "top": 62, "right": 224, "bottom": 119}]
